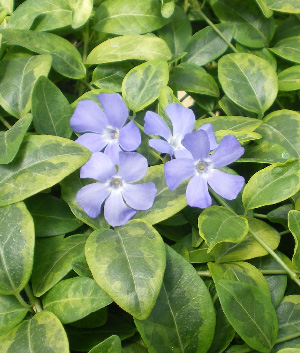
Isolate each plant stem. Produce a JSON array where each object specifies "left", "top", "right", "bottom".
[
  {"left": 192, "top": 3, "right": 238, "bottom": 53},
  {"left": 79, "top": 79, "right": 93, "bottom": 91},
  {"left": 253, "top": 213, "right": 267, "bottom": 219},
  {"left": 210, "top": 189, "right": 300, "bottom": 286},
  {"left": 279, "top": 230, "right": 290, "bottom": 236},
  {"left": 208, "top": 110, "right": 217, "bottom": 117},
  {"left": 24, "top": 284, "right": 43, "bottom": 313},
  {"left": 0, "top": 115, "right": 12, "bottom": 129},
  {"left": 82, "top": 22, "right": 90, "bottom": 63},
  {"left": 15, "top": 292, "right": 33, "bottom": 313}
]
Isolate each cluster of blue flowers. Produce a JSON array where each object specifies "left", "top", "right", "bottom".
[{"left": 70, "top": 93, "right": 245, "bottom": 227}]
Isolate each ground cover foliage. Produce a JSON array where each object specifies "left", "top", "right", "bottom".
[{"left": 3, "top": 0, "right": 300, "bottom": 352}]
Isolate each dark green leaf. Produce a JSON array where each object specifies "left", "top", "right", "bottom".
[
  {"left": 0, "top": 295, "right": 28, "bottom": 335},
  {"left": 0, "top": 202, "right": 34, "bottom": 295},
  {"left": 135, "top": 246, "right": 215, "bottom": 353},
  {"left": 0, "top": 29, "right": 86, "bottom": 79},
  {"left": 32, "top": 234, "right": 88, "bottom": 296},
  {"left": 88, "top": 335, "right": 122, "bottom": 353},
  {"left": 276, "top": 296, "right": 300, "bottom": 343},
  {"left": 25, "top": 194, "right": 82, "bottom": 237},
  {"left": 32, "top": 76, "right": 73, "bottom": 138},
  {"left": 0, "top": 52, "right": 51, "bottom": 118},
  {"left": 0, "top": 114, "right": 32, "bottom": 164},
  {"left": 288, "top": 210, "right": 300, "bottom": 270}
]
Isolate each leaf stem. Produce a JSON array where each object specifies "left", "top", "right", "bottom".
[
  {"left": 0, "top": 115, "right": 12, "bottom": 129},
  {"left": 79, "top": 79, "right": 93, "bottom": 91},
  {"left": 253, "top": 213, "right": 267, "bottom": 219},
  {"left": 208, "top": 110, "right": 217, "bottom": 117},
  {"left": 210, "top": 189, "right": 300, "bottom": 286},
  {"left": 279, "top": 230, "right": 290, "bottom": 236},
  {"left": 24, "top": 284, "right": 43, "bottom": 313},
  {"left": 82, "top": 22, "right": 90, "bottom": 63},
  {"left": 192, "top": 3, "right": 238, "bottom": 53}
]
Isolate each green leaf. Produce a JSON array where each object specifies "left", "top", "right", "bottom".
[
  {"left": 183, "top": 23, "right": 235, "bottom": 66},
  {"left": 0, "top": 311, "right": 69, "bottom": 353},
  {"left": 198, "top": 206, "right": 248, "bottom": 251},
  {"left": 70, "top": 0, "right": 93, "bottom": 29},
  {"left": 158, "top": 6, "right": 192, "bottom": 57},
  {"left": 212, "top": 218, "right": 280, "bottom": 263},
  {"left": 61, "top": 171, "right": 109, "bottom": 229},
  {"left": 0, "top": 135, "right": 91, "bottom": 207},
  {"left": 209, "top": 263, "right": 278, "bottom": 352},
  {"left": 86, "top": 35, "right": 172, "bottom": 64},
  {"left": 134, "top": 165, "right": 187, "bottom": 225},
  {"left": 270, "top": 37, "right": 300, "bottom": 64},
  {"left": 267, "top": 204, "right": 293, "bottom": 227},
  {"left": 67, "top": 313, "right": 135, "bottom": 351},
  {"left": 210, "top": 0, "right": 274, "bottom": 48},
  {"left": 243, "top": 159, "right": 300, "bottom": 210},
  {"left": 86, "top": 220, "right": 166, "bottom": 320},
  {"left": 0, "top": 114, "right": 32, "bottom": 164},
  {"left": 0, "top": 202, "right": 34, "bottom": 295},
  {"left": 70, "top": 308, "right": 107, "bottom": 328},
  {"left": 169, "top": 63, "right": 219, "bottom": 97},
  {"left": 266, "top": 0, "right": 300, "bottom": 13},
  {"left": 218, "top": 53, "right": 278, "bottom": 115},
  {"left": 0, "top": 29, "right": 86, "bottom": 79},
  {"left": 32, "top": 76, "right": 73, "bottom": 138},
  {"left": 94, "top": 0, "right": 169, "bottom": 35},
  {"left": 218, "top": 96, "right": 257, "bottom": 117},
  {"left": 207, "top": 299, "right": 235, "bottom": 353},
  {"left": 0, "top": 52, "right": 51, "bottom": 118},
  {"left": 135, "top": 246, "right": 215, "bottom": 353},
  {"left": 0, "top": 295, "right": 28, "bottom": 335},
  {"left": 246, "top": 110, "right": 300, "bottom": 163},
  {"left": 88, "top": 336, "right": 122, "bottom": 353},
  {"left": 195, "top": 115, "right": 262, "bottom": 135},
  {"left": 276, "top": 296, "right": 300, "bottom": 342},
  {"left": 242, "top": 141, "right": 291, "bottom": 164},
  {"left": 277, "top": 349, "right": 300, "bottom": 353},
  {"left": 122, "top": 59, "right": 169, "bottom": 112},
  {"left": 43, "top": 277, "right": 112, "bottom": 324},
  {"left": 8, "top": 0, "right": 72, "bottom": 30},
  {"left": 32, "top": 234, "right": 88, "bottom": 296},
  {"left": 278, "top": 66, "right": 300, "bottom": 91},
  {"left": 0, "top": 0, "right": 13, "bottom": 14},
  {"left": 25, "top": 194, "right": 82, "bottom": 237},
  {"left": 288, "top": 210, "right": 300, "bottom": 270},
  {"left": 92, "top": 62, "right": 133, "bottom": 92},
  {"left": 236, "top": 44, "right": 277, "bottom": 70},
  {"left": 255, "top": 0, "right": 273, "bottom": 17},
  {"left": 161, "top": 0, "right": 175, "bottom": 18}
]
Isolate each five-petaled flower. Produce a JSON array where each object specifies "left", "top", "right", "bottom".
[
  {"left": 76, "top": 152, "right": 157, "bottom": 227},
  {"left": 144, "top": 103, "right": 218, "bottom": 158},
  {"left": 164, "top": 130, "right": 245, "bottom": 208},
  {"left": 70, "top": 93, "right": 141, "bottom": 164}
]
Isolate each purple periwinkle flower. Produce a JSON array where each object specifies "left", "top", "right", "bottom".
[
  {"left": 70, "top": 93, "right": 141, "bottom": 164},
  {"left": 164, "top": 130, "right": 245, "bottom": 208},
  {"left": 76, "top": 152, "right": 157, "bottom": 227},
  {"left": 144, "top": 103, "right": 218, "bottom": 158}
]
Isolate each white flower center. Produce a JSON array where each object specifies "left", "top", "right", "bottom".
[
  {"left": 168, "top": 135, "right": 184, "bottom": 151},
  {"left": 103, "top": 126, "right": 119, "bottom": 143},
  {"left": 195, "top": 159, "right": 214, "bottom": 177},
  {"left": 109, "top": 176, "right": 123, "bottom": 190}
]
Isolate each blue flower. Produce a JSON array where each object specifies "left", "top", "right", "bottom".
[
  {"left": 76, "top": 152, "right": 157, "bottom": 227},
  {"left": 70, "top": 93, "right": 141, "bottom": 164},
  {"left": 164, "top": 130, "right": 245, "bottom": 208},
  {"left": 144, "top": 103, "right": 218, "bottom": 158}
]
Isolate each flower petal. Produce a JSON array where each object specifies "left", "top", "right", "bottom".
[
  {"left": 210, "top": 135, "right": 244, "bottom": 168},
  {"left": 70, "top": 100, "right": 108, "bottom": 133},
  {"left": 144, "top": 111, "right": 171, "bottom": 140},
  {"left": 165, "top": 103, "right": 195, "bottom": 137},
  {"left": 149, "top": 138, "right": 173, "bottom": 155},
  {"left": 104, "top": 191, "right": 136, "bottom": 227},
  {"left": 76, "top": 183, "right": 110, "bottom": 218},
  {"left": 174, "top": 148, "right": 193, "bottom": 159},
  {"left": 104, "top": 142, "right": 122, "bottom": 164},
  {"left": 97, "top": 93, "right": 128, "bottom": 129},
  {"left": 118, "top": 120, "right": 141, "bottom": 151},
  {"left": 80, "top": 152, "right": 116, "bottom": 181},
  {"left": 182, "top": 130, "right": 210, "bottom": 161},
  {"left": 199, "top": 123, "right": 218, "bottom": 150},
  {"left": 122, "top": 183, "right": 157, "bottom": 210},
  {"left": 164, "top": 158, "right": 195, "bottom": 190},
  {"left": 117, "top": 152, "right": 148, "bottom": 183},
  {"left": 186, "top": 174, "right": 212, "bottom": 208},
  {"left": 75, "top": 133, "right": 108, "bottom": 153},
  {"left": 208, "top": 169, "right": 245, "bottom": 200}
]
